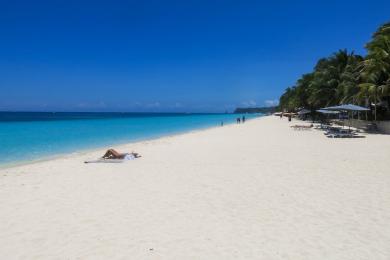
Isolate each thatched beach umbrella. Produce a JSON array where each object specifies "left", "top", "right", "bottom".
[
  {"left": 316, "top": 109, "right": 340, "bottom": 114},
  {"left": 321, "top": 104, "right": 369, "bottom": 130},
  {"left": 322, "top": 104, "right": 370, "bottom": 112}
]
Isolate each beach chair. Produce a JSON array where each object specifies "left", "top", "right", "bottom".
[
  {"left": 290, "top": 125, "right": 313, "bottom": 130},
  {"left": 327, "top": 130, "right": 363, "bottom": 138}
]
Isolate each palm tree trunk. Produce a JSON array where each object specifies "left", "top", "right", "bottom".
[{"left": 374, "top": 91, "right": 377, "bottom": 121}]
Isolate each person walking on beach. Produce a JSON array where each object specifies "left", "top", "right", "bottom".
[
  {"left": 242, "top": 116, "right": 246, "bottom": 123},
  {"left": 237, "top": 117, "right": 241, "bottom": 124}
]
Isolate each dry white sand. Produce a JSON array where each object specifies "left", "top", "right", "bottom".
[{"left": 1, "top": 116, "right": 390, "bottom": 259}]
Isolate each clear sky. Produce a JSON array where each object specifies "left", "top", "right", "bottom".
[{"left": 1, "top": 0, "right": 390, "bottom": 112}]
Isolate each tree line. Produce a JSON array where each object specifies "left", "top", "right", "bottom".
[{"left": 278, "top": 22, "right": 390, "bottom": 120}]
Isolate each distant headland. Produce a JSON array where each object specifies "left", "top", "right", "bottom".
[{"left": 234, "top": 107, "right": 276, "bottom": 114}]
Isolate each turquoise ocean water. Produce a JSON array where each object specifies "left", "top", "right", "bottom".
[{"left": 0, "top": 112, "right": 260, "bottom": 166}]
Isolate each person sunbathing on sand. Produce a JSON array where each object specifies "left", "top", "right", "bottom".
[{"left": 102, "top": 149, "right": 141, "bottom": 160}]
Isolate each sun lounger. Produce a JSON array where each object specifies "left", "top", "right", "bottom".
[
  {"left": 327, "top": 132, "right": 354, "bottom": 138},
  {"left": 327, "top": 132, "right": 365, "bottom": 138},
  {"left": 316, "top": 124, "right": 331, "bottom": 130},
  {"left": 290, "top": 125, "right": 313, "bottom": 130}
]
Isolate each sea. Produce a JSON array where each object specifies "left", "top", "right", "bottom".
[{"left": 0, "top": 112, "right": 261, "bottom": 167}]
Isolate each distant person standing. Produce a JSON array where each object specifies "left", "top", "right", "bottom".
[
  {"left": 288, "top": 114, "right": 292, "bottom": 122},
  {"left": 242, "top": 116, "right": 246, "bottom": 123},
  {"left": 280, "top": 113, "right": 283, "bottom": 119},
  {"left": 221, "top": 121, "right": 224, "bottom": 127},
  {"left": 237, "top": 118, "right": 241, "bottom": 124}
]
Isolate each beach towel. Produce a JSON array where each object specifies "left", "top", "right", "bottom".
[{"left": 84, "top": 158, "right": 126, "bottom": 163}]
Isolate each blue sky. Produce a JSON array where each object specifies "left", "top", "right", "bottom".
[{"left": 1, "top": 0, "right": 390, "bottom": 112}]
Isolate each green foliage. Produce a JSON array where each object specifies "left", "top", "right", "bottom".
[{"left": 279, "top": 22, "right": 390, "bottom": 112}]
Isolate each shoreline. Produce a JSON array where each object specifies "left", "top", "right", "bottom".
[{"left": 0, "top": 116, "right": 250, "bottom": 170}]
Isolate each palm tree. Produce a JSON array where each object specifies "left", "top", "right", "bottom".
[
  {"left": 278, "top": 21, "right": 390, "bottom": 119},
  {"left": 279, "top": 50, "right": 363, "bottom": 111},
  {"left": 338, "top": 54, "right": 363, "bottom": 104},
  {"left": 358, "top": 22, "right": 390, "bottom": 120},
  {"left": 305, "top": 50, "right": 362, "bottom": 108}
]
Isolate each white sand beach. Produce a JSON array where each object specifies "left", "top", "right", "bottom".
[{"left": 0, "top": 116, "right": 390, "bottom": 259}]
